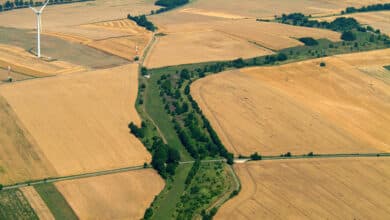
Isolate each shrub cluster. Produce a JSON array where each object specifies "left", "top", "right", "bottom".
[
  {"left": 342, "top": 3, "right": 390, "bottom": 14},
  {"left": 127, "top": 14, "right": 156, "bottom": 31}
]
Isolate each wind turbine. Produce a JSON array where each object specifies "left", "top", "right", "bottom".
[{"left": 29, "top": 0, "right": 49, "bottom": 58}]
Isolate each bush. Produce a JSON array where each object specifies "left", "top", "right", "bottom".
[
  {"left": 127, "top": 14, "right": 156, "bottom": 31},
  {"left": 143, "top": 207, "right": 153, "bottom": 219},
  {"left": 320, "top": 62, "right": 326, "bottom": 67},
  {"left": 341, "top": 31, "right": 356, "bottom": 41},
  {"left": 307, "top": 152, "right": 314, "bottom": 156},
  {"left": 0, "top": 184, "right": 3, "bottom": 191},
  {"left": 298, "top": 37, "right": 318, "bottom": 46},
  {"left": 129, "top": 122, "right": 145, "bottom": 138},
  {"left": 276, "top": 53, "right": 288, "bottom": 61},
  {"left": 250, "top": 152, "right": 262, "bottom": 160}
]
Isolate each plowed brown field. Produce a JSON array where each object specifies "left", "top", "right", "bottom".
[
  {"left": 0, "top": 64, "right": 150, "bottom": 177},
  {"left": 191, "top": 49, "right": 390, "bottom": 156},
  {"left": 216, "top": 158, "right": 390, "bottom": 220},
  {"left": 55, "top": 170, "right": 164, "bottom": 220}
]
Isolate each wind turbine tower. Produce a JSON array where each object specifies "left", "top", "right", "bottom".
[{"left": 29, "top": 0, "right": 50, "bottom": 58}]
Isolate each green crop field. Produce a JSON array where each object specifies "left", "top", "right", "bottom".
[
  {"left": 0, "top": 189, "right": 38, "bottom": 220},
  {"left": 34, "top": 183, "right": 78, "bottom": 220}
]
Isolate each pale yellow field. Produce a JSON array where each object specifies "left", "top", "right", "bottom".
[
  {"left": 216, "top": 158, "right": 390, "bottom": 220},
  {"left": 0, "top": 44, "right": 86, "bottom": 77},
  {"left": 87, "top": 34, "right": 152, "bottom": 60},
  {"left": 317, "top": 11, "right": 390, "bottom": 35},
  {"left": 0, "top": 0, "right": 159, "bottom": 31},
  {"left": 144, "top": 30, "right": 274, "bottom": 68},
  {"left": 146, "top": 16, "right": 340, "bottom": 67},
  {"left": 55, "top": 170, "right": 164, "bottom": 220},
  {"left": 0, "top": 95, "right": 57, "bottom": 185},
  {"left": 0, "top": 64, "right": 150, "bottom": 177},
  {"left": 178, "top": 0, "right": 390, "bottom": 18},
  {"left": 191, "top": 49, "right": 390, "bottom": 156},
  {"left": 20, "top": 187, "right": 55, "bottom": 220}
]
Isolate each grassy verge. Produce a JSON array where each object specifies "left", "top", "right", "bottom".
[
  {"left": 150, "top": 163, "right": 192, "bottom": 219},
  {"left": 34, "top": 183, "right": 78, "bottom": 220},
  {"left": 0, "top": 189, "right": 38, "bottom": 220}
]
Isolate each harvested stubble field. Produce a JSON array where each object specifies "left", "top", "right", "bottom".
[
  {"left": 0, "top": 0, "right": 159, "bottom": 30},
  {"left": 191, "top": 49, "right": 390, "bottom": 156},
  {"left": 317, "top": 11, "right": 390, "bottom": 35},
  {"left": 157, "top": 0, "right": 389, "bottom": 19},
  {"left": 0, "top": 44, "right": 86, "bottom": 77},
  {"left": 0, "top": 68, "right": 32, "bottom": 83},
  {"left": 144, "top": 30, "right": 273, "bottom": 68},
  {"left": 0, "top": 64, "right": 150, "bottom": 177},
  {"left": 55, "top": 170, "right": 164, "bottom": 220},
  {"left": 146, "top": 16, "right": 340, "bottom": 67},
  {"left": 20, "top": 187, "right": 55, "bottom": 220},
  {"left": 0, "top": 27, "right": 128, "bottom": 69},
  {"left": 216, "top": 158, "right": 390, "bottom": 220},
  {"left": 0, "top": 95, "right": 57, "bottom": 185}
]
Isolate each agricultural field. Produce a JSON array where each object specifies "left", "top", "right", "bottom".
[
  {"left": 0, "top": 189, "right": 38, "bottom": 220},
  {"left": 0, "top": 0, "right": 159, "bottom": 30},
  {"left": 0, "top": 68, "right": 32, "bottom": 84},
  {"left": 0, "top": 44, "right": 86, "bottom": 77},
  {"left": 0, "top": 64, "right": 150, "bottom": 177},
  {"left": 34, "top": 183, "right": 80, "bottom": 220},
  {"left": 152, "top": 0, "right": 389, "bottom": 20},
  {"left": 0, "top": 27, "right": 128, "bottom": 69},
  {"left": 216, "top": 158, "right": 390, "bottom": 220},
  {"left": 0, "top": 95, "right": 57, "bottom": 185},
  {"left": 316, "top": 11, "right": 390, "bottom": 35},
  {"left": 191, "top": 49, "right": 390, "bottom": 156},
  {"left": 145, "top": 18, "right": 341, "bottom": 68},
  {"left": 55, "top": 170, "right": 164, "bottom": 220},
  {"left": 144, "top": 30, "right": 273, "bottom": 68},
  {"left": 20, "top": 187, "right": 55, "bottom": 220}
]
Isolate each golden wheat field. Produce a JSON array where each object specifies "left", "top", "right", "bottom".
[
  {"left": 0, "top": 95, "right": 57, "bottom": 185},
  {"left": 20, "top": 187, "right": 55, "bottom": 220},
  {"left": 0, "top": 0, "right": 159, "bottom": 30},
  {"left": 191, "top": 49, "right": 390, "bottom": 156},
  {"left": 55, "top": 170, "right": 164, "bottom": 220},
  {"left": 216, "top": 158, "right": 390, "bottom": 220},
  {"left": 144, "top": 30, "right": 273, "bottom": 68},
  {"left": 0, "top": 64, "right": 150, "bottom": 177},
  {"left": 151, "top": 0, "right": 389, "bottom": 20}
]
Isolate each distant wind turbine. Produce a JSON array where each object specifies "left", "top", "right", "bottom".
[{"left": 29, "top": 0, "right": 49, "bottom": 58}]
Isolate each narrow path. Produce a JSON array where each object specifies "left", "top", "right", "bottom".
[
  {"left": 138, "top": 33, "right": 168, "bottom": 144},
  {"left": 2, "top": 153, "right": 388, "bottom": 191},
  {"left": 2, "top": 165, "right": 147, "bottom": 191}
]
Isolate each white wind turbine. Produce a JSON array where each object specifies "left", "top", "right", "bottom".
[{"left": 29, "top": 0, "right": 50, "bottom": 58}]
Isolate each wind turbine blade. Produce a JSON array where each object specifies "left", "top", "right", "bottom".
[
  {"left": 39, "top": 0, "right": 50, "bottom": 13},
  {"left": 29, "top": 6, "right": 38, "bottom": 13}
]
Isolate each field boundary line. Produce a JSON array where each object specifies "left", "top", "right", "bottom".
[{"left": 2, "top": 165, "right": 148, "bottom": 191}]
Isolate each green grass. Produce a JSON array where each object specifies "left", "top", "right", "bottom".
[
  {"left": 150, "top": 163, "right": 192, "bottom": 220},
  {"left": 143, "top": 70, "right": 192, "bottom": 161},
  {"left": 34, "top": 183, "right": 78, "bottom": 220},
  {"left": 0, "top": 189, "right": 38, "bottom": 220},
  {"left": 385, "top": 65, "right": 390, "bottom": 71}
]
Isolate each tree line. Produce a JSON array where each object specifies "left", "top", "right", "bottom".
[
  {"left": 341, "top": 3, "right": 390, "bottom": 14},
  {"left": 152, "top": 0, "right": 189, "bottom": 14}
]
